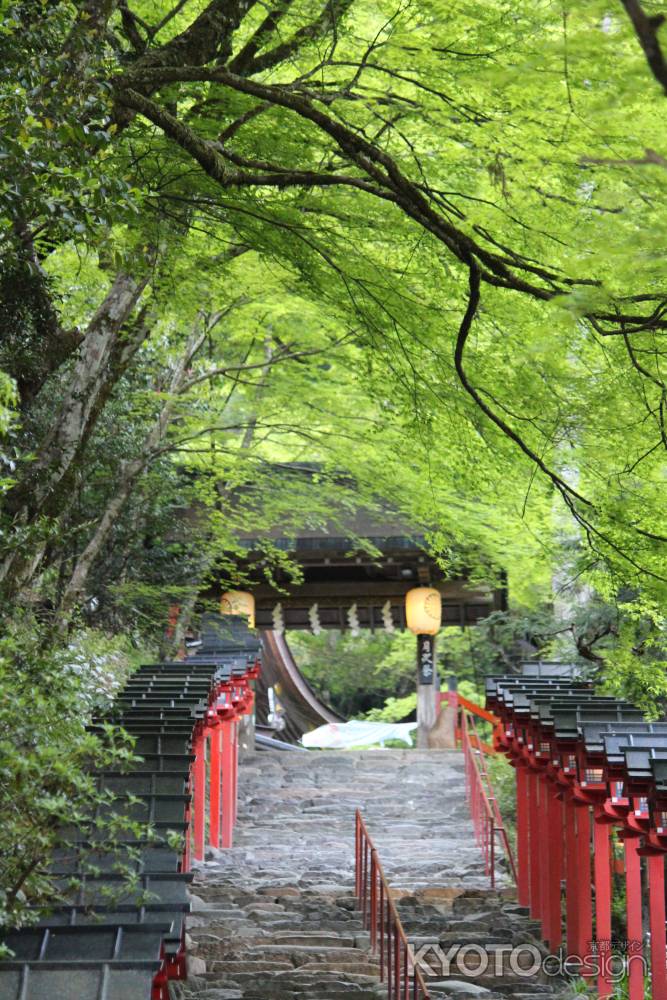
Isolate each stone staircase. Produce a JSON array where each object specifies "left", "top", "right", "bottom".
[{"left": 171, "top": 750, "right": 571, "bottom": 1000}]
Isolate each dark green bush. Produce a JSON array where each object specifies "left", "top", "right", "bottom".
[{"left": 0, "top": 619, "right": 138, "bottom": 933}]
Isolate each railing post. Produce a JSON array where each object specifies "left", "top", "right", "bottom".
[
  {"left": 370, "top": 851, "right": 377, "bottom": 950},
  {"left": 394, "top": 921, "right": 400, "bottom": 1000},
  {"left": 489, "top": 817, "right": 495, "bottom": 888},
  {"left": 380, "top": 878, "right": 385, "bottom": 981},
  {"left": 481, "top": 791, "right": 486, "bottom": 864},
  {"left": 355, "top": 812, "right": 361, "bottom": 897},
  {"left": 403, "top": 938, "right": 409, "bottom": 1000},
  {"left": 361, "top": 837, "right": 368, "bottom": 930},
  {"left": 387, "top": 907, "right": 392, "bottom": 1000}
]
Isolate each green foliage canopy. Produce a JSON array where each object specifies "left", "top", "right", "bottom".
[
  {"left": 2, "top": 0, "right": 666, "bottom": 616},
  {"left": 0, "top": 0, "right": 664, "bottom": 704},
  {"left": 1, "top": 2, "right": 667, "bottom": 927}
]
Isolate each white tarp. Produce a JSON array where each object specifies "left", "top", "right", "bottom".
[{"left": 301, "top": 720, "right": 417, "bottom": 749}]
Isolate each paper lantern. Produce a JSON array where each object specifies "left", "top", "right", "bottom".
[
  {"left": 405, "top": 587, "right": 441, "bottom": 635},
  {"left": 220, "top": 590, "right": 255, "bottom": 629}
]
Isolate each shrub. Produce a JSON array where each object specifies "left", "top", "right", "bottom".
[{"left": 0, "top": 618, "right": 138, "bottom": 933}]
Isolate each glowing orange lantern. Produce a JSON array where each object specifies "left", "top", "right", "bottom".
[
  {"left": 405, "top": 587, "right": 441, "bottom": 635},
  {"left": 220, "top": 590, "right": 255, "bottom": 629}
]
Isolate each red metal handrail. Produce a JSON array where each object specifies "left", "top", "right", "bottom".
[
  {"left": 355, "top": 810, "right": 431, "bottom": 1000},
  {"left": 461, "top": 710, "right": 517, "bottom": 886},
  {"left": 437, "top": 690, "right": 500, "bottom": 728},
  {"left": 437, "top": 691, "right": 498, "bottom": 753},
  {"left": 457, "top": 693, "right": 499, "bottom": 726}
]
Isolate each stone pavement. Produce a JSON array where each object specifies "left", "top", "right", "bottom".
[{"left": 172, "top": 750, "right": 570, "bottom": 1000}]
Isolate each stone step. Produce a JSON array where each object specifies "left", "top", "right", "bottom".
[
  {"left": 294, "top": 962, "right": 379, "bottom": 976},
  {"left": 261, "top": 986, "right": 382, "bottom": 996},
  {"left": 409, "top": 937, "right": 518, "bottom": 952},
  {"left": 271, "top": 971, "right": 380, "bottom": 985},
  {"left": 270, "top": 933, "right": 361, "bottom": 947},
  {"left": 191, "top": 991, "right": 244, "bottom": 1000},
  {"left": 176, "top": 751, "right": 567, "bottom": 1000},
  {"left": 295, "top": 994, "right": 384, "bottom": 999},
  {"left": 220, "top": 977, "right": 381, "bottom": 995},
  {"left": 206, "top": 960, "right": 295, "bottom": 974},
  {"left": 204, "top": 921, "right": 363, "bottom": 934},
  {"left": 239, "top": 944, "right": 369, "bottom": 959}
]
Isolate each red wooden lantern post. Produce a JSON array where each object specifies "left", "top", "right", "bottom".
[
  {"left": 213, "top": 685, "right": 236, "bottom": 850},
  {"left": 527, "top": 768, "right": 542, "bottom": 923},
  {"left": 620, "top": 829, "right": 645, "bottom": 1000},
  {"left": 484, "top": 671, "right": 667, "bottom": 1000},
  {"left": 644, "top": 793, "right": 667, "bottom": 1000},
  {"left": 193, "top": 727, "right": 206, "bottom": 862},
  {"left": 592, "top": 811, "right": 614, "bottom": 998},
  {"left": 515, "top": 764, "right": 530, "bottom": 906},
  {"left": 208, "top": 723, "right": 222, "bottom": 849},
  {"left": 571, "top": 743, "right": 613, "bottom": 985},
  {"left": 573, "top": 803, "right": 594, "bottom": 973},
  {"left": 647, "top": 851, "right": 667, "bottom": 1000},
  {"left": 188, "top": 663, "right": 258, "bottom": 859},
  {"left": 545, "top": 785, "right": 563, "bottom": 950},
  {"left": 220, "top": 719, "right": 235, "bottom": 849},
  {"left": 563, "top": 795, "right": 579, "bottom": 956}
]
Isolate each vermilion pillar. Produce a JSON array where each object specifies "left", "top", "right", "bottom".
[
  {"left": 623, "top": 834, "right": 644, "bottom": 1000},
  {"left": 574, "top": 805, "right": 593, "bottom": 974},
  {"left": 538, "top": 776, "right": 550, "bottom": 936},
  {"left": 592, "top": 816, "right": 613, "bottom": 997},
  {"left": 528, "top": 771, "right": 542, "bottom": 925},
  {"left": 221, "top": 720, "right": 234, "bottom": 849},
  {"left": 193, "top": 732, "right": 206, "bottom": 861},
  {"left": 231, "top": 721, "right": 239, "bottom": 825},
  {"left": 183, "top": 773, "right": 192, "bottom": 872},
  {"left": 564, "top": 797, "right": 580, "bottom": 957},
  {"left": 546, "top": 789, "right": 563, "bottom": 949},
  {"left": 648, "top": 853, "right": 667, "bottom": 1000},
  {"left": 516, "top": 766, "right": 530, "bottom": 906},
  {"left": 208, "top": 725, "right": 221, "bottom": 849}
]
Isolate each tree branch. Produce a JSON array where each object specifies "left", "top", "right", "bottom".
[
  {"left": 240, "top": 0, "right": 355, "bottom": 75},
  {"left": 453, "top": 263, "right": 667, "bottom": 575},
  {"left": 620, "top": 0, "right": 667, "bottom": 95}
]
